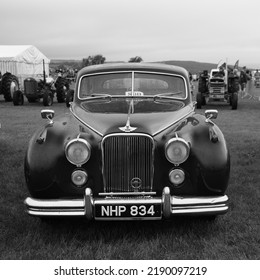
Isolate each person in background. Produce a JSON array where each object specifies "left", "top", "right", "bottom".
[
  {"left": 254, "top": 69, "right": 260, "bottom": 78},
  {"left": 239, "top": 67, "right": 249, "bottom": 97}
]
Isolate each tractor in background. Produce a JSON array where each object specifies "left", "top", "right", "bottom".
[
  {"left": 196, "top": 68, "right": 239, "bottom": 110},
  {"left": 13, "top": 60, "right": 55, "bottom": 106}
]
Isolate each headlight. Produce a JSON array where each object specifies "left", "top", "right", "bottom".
[
  {"left": 165, "top": 137, "right": 190, "bottom": 165},
  {"left": 65, "top": 138, "right": 91, "bottom": 166}
]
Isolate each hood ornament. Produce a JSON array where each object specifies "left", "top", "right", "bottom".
[{"left": 119, "top": 98, "right": 137, "bottom": 132}]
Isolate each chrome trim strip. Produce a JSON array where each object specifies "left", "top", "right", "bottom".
[
  {"left": 153, "top": 105, "right": 195, "bottom": 136},
  {"left": 94, "top": 197, "right": 161, "bottom": 205},
  {"left": 25, "top": 197, "right": 84, "bottom": 208},
  {"left": 171, "top": 207, "right": 229, "bottom": 215},
  {"left": 171, "top": 195, "right": 229, "bottom": 206},
  {"left": 98, "top": 192, "right": 156, "bottom": 196},
  {"left": 27, "top": 210, "right": 85, "bottom": 216},
  {"left": 70, "top": 107, "right": 103, "bottom": 137}
]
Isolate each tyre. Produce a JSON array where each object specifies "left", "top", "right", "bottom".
[
  {"left": 43, "top": 90, "right": 53, "bottom": 106},
  {"left": 231, "top": 92, "right": 238, "bottom": 110},
  {"left": 196, "top": 92, "right": 202, "bottom": 109},
  {"left": 13, "top": 90, "right": 24, "bottom": 105},
  {"left": 1, "top": 72, "right": 19, "bottom": 101},
  {"left": 55, "top": 77, "right": 69, "bottom": 103},
  {"left": 66, "top": 89, "right": 74, "bottom": 107}
]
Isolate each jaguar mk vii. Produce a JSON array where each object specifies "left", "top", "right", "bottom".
[{"left": 24, "top": 63, "right": 230, "bottom": 220}]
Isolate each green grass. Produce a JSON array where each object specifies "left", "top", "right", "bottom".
[{"left": 0, "top": 94, "right": 259, "bottom": 260}]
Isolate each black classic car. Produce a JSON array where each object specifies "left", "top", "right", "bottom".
[{"left": 24, "top": 63, "right": 230, "bottom": 220}]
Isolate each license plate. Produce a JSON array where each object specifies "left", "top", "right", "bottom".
[{"left": 95, "top": 203, "right": 161, "bottom": 219}]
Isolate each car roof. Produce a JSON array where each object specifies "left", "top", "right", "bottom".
[{"left": 77, "top": 62, "right": 189, "bottom": 77}]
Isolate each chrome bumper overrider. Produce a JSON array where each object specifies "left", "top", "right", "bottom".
[{"left": 24, "top": 187, "right": 229, "bottom": 220}]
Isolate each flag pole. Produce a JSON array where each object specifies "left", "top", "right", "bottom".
[{"left": 226, "top": 57, "right": 228, "bottom": 87}]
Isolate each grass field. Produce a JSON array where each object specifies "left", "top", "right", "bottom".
[{"left": 0, "top": 89, "right": 259, "bottom": 260}]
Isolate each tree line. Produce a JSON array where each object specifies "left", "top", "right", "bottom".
[{"left": 81, "top": 55, "right": 143, "bottom": 67}]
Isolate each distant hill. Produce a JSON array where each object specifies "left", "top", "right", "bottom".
[
  {"left": 157, "top": 60, "right": 217, "bottom": 74},
  {"left": 50, "top": 59, "right": 82, "bottom": 70},
  {"left": 50, "top": 59, "right": 217, "bottom": 74}
]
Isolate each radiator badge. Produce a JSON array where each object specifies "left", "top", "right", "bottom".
[{"left": 130, "top": 177, "right": 142, "bottom": 191}]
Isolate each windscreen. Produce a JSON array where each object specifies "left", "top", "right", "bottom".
[{"left": 79, "top": 71, "right": 186, "bottom": 99}]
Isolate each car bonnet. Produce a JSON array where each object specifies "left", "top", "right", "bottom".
[{"left": 71, "top": 98, "right": 194, "bottom": 136}]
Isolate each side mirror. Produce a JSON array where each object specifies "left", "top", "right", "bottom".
[
  {"left": 205, "top": 109, "right": 218, "bottom": 120},
  {"left": 41, "top": 109, "right": 55, "bottom": 125}
]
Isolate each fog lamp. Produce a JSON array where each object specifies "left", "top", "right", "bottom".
[
  {"left": 71, "top": 170, "right": 88, "bottom": 186},
  {"left": 169, "top": 169, "right": 185, "bottom": 185}
]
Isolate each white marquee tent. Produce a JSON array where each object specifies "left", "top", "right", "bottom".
[{"left": 0, "top": 45, "right": 50, "bottom": 86}]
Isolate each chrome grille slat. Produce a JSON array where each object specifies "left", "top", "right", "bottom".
[{"left": 102, "top": 134, "right": 154, "bottom": 192}]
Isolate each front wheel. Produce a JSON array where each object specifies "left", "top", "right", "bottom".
[
  {"left": 43, "top": 90, "right": 53, "bottom": 106},
  {"left": 13, "top": 90, "right": 24, "bottom": 105}
]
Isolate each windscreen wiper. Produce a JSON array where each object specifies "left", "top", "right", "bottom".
[
  {"left": 153, "top": 91, "right": 183, "bottom": 101},
  {"left": 85, "top": 93, "right": 112, "bottom": 101}
]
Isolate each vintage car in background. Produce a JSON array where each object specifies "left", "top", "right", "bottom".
[{"left": 24, "top": 63, "right": 230, "bottom": 221}]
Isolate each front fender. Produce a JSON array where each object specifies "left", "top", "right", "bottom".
[
  {"left": 182, "top": 114, "right": 230, "bottom": 193},
  {"left": 25, "top": 114, "right": 101, "bottom": 198},
  {"left": 155, "top": 113, "right": 230, "bottom": 195}
]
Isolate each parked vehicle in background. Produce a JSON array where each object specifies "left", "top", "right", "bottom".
[
  {"left": 24, "top": 63, "right": 230, "bottom": 221},
  {"left": 54, "top": 68, "right": 77, "bottom": 103},
  {"left": 196, "top": 68, "right": 239, "bottom": 110},
  {"left": 13, "top": 60, "right": 55, "bottom": 106},
  {"left": 0, "top": 71, "right": 19, "bottom": 101},
  {"left": 253, "top": 69, "right": 260, "bottom": 88}
]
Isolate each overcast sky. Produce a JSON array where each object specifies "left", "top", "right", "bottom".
[{"left": 1, "top": 0, "right": 260, "bottom": 67}]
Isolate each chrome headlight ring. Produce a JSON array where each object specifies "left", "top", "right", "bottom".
[
  {"left": 65, "top": 138, "right": 91, "bottom": 167},
  {"left": 165, "top": 137, "right": 190, "bottom": 165}
]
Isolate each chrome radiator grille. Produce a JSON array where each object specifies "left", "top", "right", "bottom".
[
  {"left": 102, "top": 134, "right": 154, "bottom": 192},
  {"left": 210, "top": 82, "right": 225, "bottom": 94}
]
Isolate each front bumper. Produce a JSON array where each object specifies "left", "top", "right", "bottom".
[{"left": 24, "top": 187, "right": 229, "bottom": 220}]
